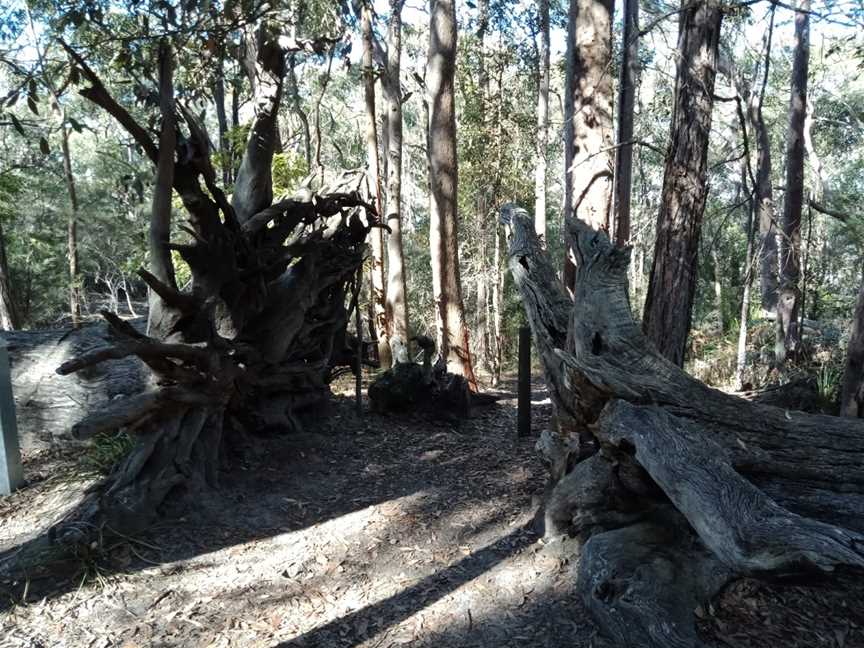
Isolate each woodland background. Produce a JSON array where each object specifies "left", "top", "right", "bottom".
[{"left": 3, "top": 0, "right": 862, "bottom": 398}]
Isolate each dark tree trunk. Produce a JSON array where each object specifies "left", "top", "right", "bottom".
[
  {"left": 613, "top": 0, "right": 638, "bottom": 246},
  {"left": 642, "top": 0, "right": 722, "bottom": 367},
  {"left": 0, "top": 219, "right": 19, "bottom": 330},
  {"left": 213, "top": 50, "right": 231, "bottom": 186},
  {"left": 534, "top": 0, "right": 550, "bottom": 244},
  {"left": 752, "top": 53, "right": 778, "bottom": 314},
  {"left": 427, "top": 0, "right": 477, "bottom": 387},
  {"left": 233, "top": 25, "right": 284, "bottom": 224},
  {"left": 562, "top": 0, "right": 614, "bottom": 293},
  {"left": 231, "top": 79, "right": 240, "bottom": 130},
  {"left": 841, "top": 273, "right": 864, "bottom": 417},
  {"left": 286, "top": 53, "right": 311, "bottom": 169},
  {"left": 502, "top": 204, "right": 864, "bottom": 648},
  {"left": 777, "top": 0, "right": 810, "bottom": 364}
]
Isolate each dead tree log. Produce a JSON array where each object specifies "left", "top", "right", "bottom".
[
  {"left": 0, "top": 36, "right": 378, "bottom": 577},
  {"left": 4, "top": 320, "right": 148, "bottom": 451},
  {"left": 368, "top": 335, "right": 496, "bottom": 420},
  {"left": 501, "top": 204, "right": 864, "bottom": 648}
]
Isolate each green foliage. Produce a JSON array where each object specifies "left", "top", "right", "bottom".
[
  {"left": 83, "top": 430, "right": 135, "bottom": 475},
  {"left": 271, "top": 151, "right": 309, "bottom": 197},
  {"left": 171, "top": 250, "right": 192, "bottom": 288},
  {"left": 817, "top": 363, "right": 843, "bottom": 402}
]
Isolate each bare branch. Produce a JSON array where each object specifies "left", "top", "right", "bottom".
[{"left": 58, "top": 39, "right": 158, "bottom": 162}]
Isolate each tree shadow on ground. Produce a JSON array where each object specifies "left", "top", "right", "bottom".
[
  {"left": 267, "top": 523, "right": 595, "bottom": 648},
  {"left": 0, "top": 378, "right": 552, "bottom": 627}
]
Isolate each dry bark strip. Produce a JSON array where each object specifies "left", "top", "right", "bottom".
[{"left": 501, "top": 204, "right": 864, "bottom": 648}]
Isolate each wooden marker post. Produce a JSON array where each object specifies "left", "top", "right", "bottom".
[
  {"left": 354, "top": 266, "right": 363, "bottom": 418},
  {"left": 0, "top": 339, "right": 22, "bottom": 495},
  {"left": 517, "top": 325, "right": 531, "bottom": 437}
]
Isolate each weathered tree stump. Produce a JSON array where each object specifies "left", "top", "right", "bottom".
[
  {"left": 501, "top": 203, "right": 864, "bottom": 648},
  {"left": 368, "top": 336, "right": 475, "bottom": 421}
]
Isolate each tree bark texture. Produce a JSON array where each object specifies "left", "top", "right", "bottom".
[
  {"left": 60, "top": 125, "right": 82, "bottom": 327},
  {"left": 751, "top": 52, "right": 778, "bottom": 315},
  {"left": 736, "top": 164, "right": 757, "bottom": 390},
  {"left": 147, "top": 44, "right": 179, "bottom": 340},
  {"left": 841, "top": 274, "right": 864, "bottom": 417},
  {"left": 233, "top": 24, "right": 284, "bottom": 224},
  {"left": 562, "top": 0, "right": 615, "bottom": 293},
  {"left": 613, "top": 0, "right": 638, "bottom": 246},
  {"left": 5, "top": 320, "right": 149, "bottom": 451},
  {"left": 0, "top": 221, "right": 18, "bottom": 330},
  {"left": 361, "top": 1, "right": 391, "bottom": 369},
  {"left": 213, "top": 51, "right": 232, "bottom": 186},
  {"left": 642, "top": 0, "right": 722, "bottom": 367},
  {"left": 502, "top": 204, "right": 864, "bottom": 648},
  {"left": 384, "top": 0, "right": 410, "bottom": 355},
  {"left": 777, "top": 0, "right": 810, "bottom": 363},
  {"left": 534, "top": 0, "right": 550, "bottom": 244},
  {"left": 427, "top": 0, "right": 477, "bottom": 387}
]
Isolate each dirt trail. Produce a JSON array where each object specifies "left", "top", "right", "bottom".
[{"left": 1, "top": 380, "right": 596, "bottom": 648}]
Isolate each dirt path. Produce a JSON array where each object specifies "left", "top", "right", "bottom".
[{"left": 1, "top": 380, "right": 597, "bottom": 648}]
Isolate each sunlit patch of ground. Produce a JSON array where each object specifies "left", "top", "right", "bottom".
[{"left": 2, "top": 379, "right": 596, "bottom": 647}]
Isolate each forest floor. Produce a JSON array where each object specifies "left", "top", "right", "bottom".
[{"left": 1, "top": 377, "right": 864, "bottom": 647}]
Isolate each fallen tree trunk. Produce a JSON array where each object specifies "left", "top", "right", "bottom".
[
  {"left": 4, "top": 321, "right": 149, "bottom": 451},
  {"left": 501, "top": 204, "right": 864, "bottom": 647}
]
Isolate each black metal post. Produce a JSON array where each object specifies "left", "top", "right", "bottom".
[{"left": 518, "top": 325, "right": 531, "bottom": 437}]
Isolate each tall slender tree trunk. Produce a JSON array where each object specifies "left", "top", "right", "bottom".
[
  {"left": 477, "top": 233, "right": 489, "bottom": 373},
  {"left": 286, "top": 53, "right": 311, "bottom": 169},
  {"left": 361, "top": 1, "right": 391, "bottom": 368},
  {"left": 562, "top": 0, "right": 615, "bottom": 293},
  {"left": 613, "top": 0, "right": 639, "bottom": 246},
  {"left": 534, "top": 0, "right": 550, "bottom": 244},
  {"left": 753, "top": 83, "right": 778, "bottom": 315},
  {"left": 642, "top": 0, "right": 722, "bottom": 367},
  {"left": 0, "top": 220, "right": 18, "bottom": 330},
  {"left": 231, "top": 80, "right": 239, "bottom": 130},
  {"left": 60, "top": 125, "right": 83, "bottom": 326},
  {"left": 427, "top": 0, "right": 477, "bottom": 387},
  {"left": 841, "top": 272, "right": 864, "bottom": 417},
  {"left": 384, "top": 0, "right": 410, "bottom": 358},
  {"left": 736, "top": 157, "right": 757, "bottom": 390},
  {"left": 312, "top": 50, "right": 335, "bottom": 186},
  {"left": 735, "top": 12, "right": 774, "bottom": 389},
  {"left": 213, "top": 51, "right": 231, "bottom": 186},
  {"left": 777, "top": 0, "right": 810, "bottom": 364},
  {"left": 711, "top": 246, "right": 725, "bottom": 332},
  {"left": 491, "top": 225, "right": 503, "bottom": 385},
  {"left": 475, "top": 0, "right": 492, "bottom": 374}
]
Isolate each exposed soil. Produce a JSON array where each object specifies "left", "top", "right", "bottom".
[{"left": 1, "top": 377, "right": 863, "bottom": 647}]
